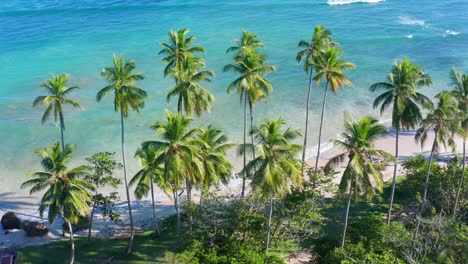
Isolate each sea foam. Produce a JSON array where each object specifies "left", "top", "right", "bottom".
[
  {"left": 445, "top": 30, "right": 460, "bottom": 36},
  {"left": 327, "top": 0, "right": 385, "bottom": 5},
  {"left": 399, "top": 16, "right": 426, "bottom": 27}
]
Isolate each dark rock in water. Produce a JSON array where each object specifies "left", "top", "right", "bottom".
[
  {"left": 1, "top": 212, "right": 21, "bottom": 230},
  {"left": 62, "top": 215, "right": 90, "bottom": 233},
  {"left": 22, "top": 221, "right": 49, "bottom": 237}
]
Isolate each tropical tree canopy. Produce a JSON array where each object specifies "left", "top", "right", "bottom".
[
  {"left": 296, "top": 25, "right": 337, "bottom": 73},
  {"left": 243, "top": 118, "right": 303, "bottom": 198},
  {"left": 312, "top": 46, "right": 355, "bottom": 93},
  {"left": 159, "top": 28, "right": 206, "bottom": 77},
  {"left": 21, "top": 142, "right": 93, "bottom": 224},
  {"left": 142, "top": 111, "right": 204, "bottom": 193},
  {"left": 166, "top": 54, "right": 215, "bottom": 116},
  {"left": 329, "top": 114, "right": 394, "bottom": 200},
  {"left": 226, "top": 30, "right": 265, "bottom": 63},
  {"left": 415, "top": 91, "right": 459, "bottom": 153},
  {"left": 371, "top": 58, "right": 432, "bottom": 130},
  {"left": 97, "top": 54, "right": 147, "bottom": 117},
  {"left": 450, "top": 68, "right": 468, "bottom": 139}
]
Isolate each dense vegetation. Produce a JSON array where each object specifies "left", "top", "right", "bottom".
[{"left": 18, "top": 26, "right": 467, "bottom": 263}]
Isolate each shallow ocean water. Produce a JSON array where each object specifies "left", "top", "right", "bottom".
[{"left": 0, "top": 0, "right": 467, "bottom": 194}]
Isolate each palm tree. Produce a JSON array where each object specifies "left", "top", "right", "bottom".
[
  {"left": 96, "top": 54, "right": 147, "bottom": 254},
  {"left": 370, "top": 58, "right": 432, "bottom": 224},
  {"left": 21, "top": 142, "right": 93, "bottom": 264},
  {"left": 414, "top": 91, "right": 458, "bottom": 239},
  {"left": 242, "top": 118, "right": 303, "bottom": 252},
  {"left": 167, "top": 54, "right": 215, "bottom": 116},
  {"left": 130, "top": 147, "right": 168, "bottom": 237},
  {"left": 33, "top": 73, "right": 82, "bottom": 152},
  {"left": 312, "top": 46, "right": 355, "bottom": 173},
  {"left": 450, "top": 68, "right": 468, "bottom": 218},
  {"left": 296, "top": 25, "right": 336, "bottom": 174},
  {"left": 142, "top": 111, "right": 203, "bottom": 237},
  {"left": 225, "top": 35, "right": 276, "bottom": 197},
  {"left": 195, "top": 126, "right": 234, "bottom": 205},
  {"left": 327, "top": 114, "right": 394, "bottom": 248},
  {"left": 159, "top": 28, "right": 205, "bottom": 78},
  {"left": 226, "top": 30, "right": 265, "bottom": 63}
]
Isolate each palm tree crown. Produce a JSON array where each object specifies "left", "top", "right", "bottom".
[
  {"left": 159, "top": 28, "right": 206, "bottom": 77},
  {"left": 167, "top": 54, "right": 215, "bottom": 116},
  {"left": 21, "top": 142, "right": 93, "bottom": 224},
  {"left": 371, "top": 58, "right": 432, "bottom": 130},
  {"left": 313, "top": 46, "right": 355, "bottom": 93},
  {"left": 296, "top": 25, "right": 337, "bottom": 73},
  {"left": 33, "top": 73, "right": 82, "bottom": 126},
  {"left": 244, "top": 118, "right": 303, "bottom": 197},
  {"left": 97, "top": 54, "right": 147, "bottom": 116}
]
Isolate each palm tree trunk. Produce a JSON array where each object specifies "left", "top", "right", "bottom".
[
  {"left": 315, "top": 81, "right": 329, "bottom": 173},
  {"left": 174, "top": 190, "right": 181, "bottom": 238},
  {"left": 150, "top": 180, "right": 160, "bottom": 237},
  {"left": 67, "top": 220, "right": 75, "bottom": 264},
  {"left": 186, "top": 176, "right": 193, "bottom": 232},
  {"left": 121, "top": 109, "right": 135, "bottom": 255},
  {"left": 249, "top": 101, "right": 257, "bottom": 171},
  {"left": 413, "top": 134, "right": 437, "bottom": 241},
  {"left": 453, "top": 140, "right": 466, "bottom": 218},
  {"left": 265, "top": 192, "right": 274, "bottom": 252},
  {"left": 241, "top": 92, "right": 247, "bottom": 198},
  {"left": 87, "top": 189, "right": 99, "bottom": 242},
  {"left": 341, "top": 182, "right": 353, "bottom": 248},
  {"left": 301, "top": 70, "right": 314, "bottom": 175},
  {"left": 387, "top": 128, "right": 399, "bottom": 225},
  {"left": 59, "top": 110, "right": 66, "bottom": 152}
]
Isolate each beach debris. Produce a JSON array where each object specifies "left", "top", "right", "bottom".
[
  {"left": 1, "top": 212, "right": 21, "bottom": 231},
  {"left": 21, "top": 221, "right": 49, "bottom": 237}
]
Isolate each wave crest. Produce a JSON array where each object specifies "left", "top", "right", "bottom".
[
  {"left": 399, "top": 16, "right": 426, "bottom": 26},
  {"left": 327, "top": 0, "right": 385, "bottom": 5}
]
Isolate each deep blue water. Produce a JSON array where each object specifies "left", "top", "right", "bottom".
[{"left": 0, "top": 0, "right": 467, "bottom": 192}]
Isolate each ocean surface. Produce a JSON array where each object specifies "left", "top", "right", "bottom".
[{"left": 1, "top": 0, "right": 467, "bottom": 195}]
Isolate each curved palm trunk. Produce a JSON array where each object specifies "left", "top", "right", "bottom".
[
  {"left": 121, "top": 109, "right": 135, "bottom": 255},
  {"left": 315, "top": 81, "right": 329, "bottom": 173},
  {"left": 59, "top": 111, "right": 66, "bottom": 152},
  {"left": 186, "top": 176, "right": 193, "bottom": 232},
  {"left": 150, "top": 180, "right": 161, "bottom": 237},
  {"left": 453, "top": 140, "right": 466, "bottom": 218},
  {"left": 249, "top": 101, "right": 257, "bottom": 171},
  {"left": 265, "top": 192, "right": 274, "bottom": 252},
  {"left": 341, "top": 181, "right": 353, "bottom": 248},
  {"left": 241, "top": 92, "right": 247, "bottom": 198},
  {"left": 301, "top": 70, "right": 314, "bottom": 175},
  {"left": 413, "top": 134, "right": 437, "bottom": 241},
  {"left": 67, "top": 220, "right": 75, "bottom": 264},
  {"left": 387, "top": 128, "right": 399, "bottom": 225},
  {"left": 173, "top": 190, "right": 181, "bottom": 239}
]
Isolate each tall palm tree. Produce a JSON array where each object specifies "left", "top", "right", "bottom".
[
  {"left": 242, "top": 118, "right": 303, "bottom": 252},
  {"left": 130, "top": 147, "right": 169, "bottom": 237},
  {"left": 195, "top": 125, "right": 234, "bottom": 205},
  {"left": 296, "top": 25, "right": 336, "bottom": 174},
  {"left": 167, "top": 54, "right": 215, "bottom": 116},
  {"left": 312, "top": 46, "right": 355, "bottom": 173},
  {"left": 327, "top": 114, "right": 394, "bottom": 248},
  {"left": 142, "top": 111, "right": 203, "bottom": 237},
  {"left": 451, "top": 68, "right": 468, "bottom": 218},
  {"left": 370, "top": 58, "right": 432, "bottom": 224},
  {"left": 33, "top": 73, "right": 82, "bottom": 152},
  {"left": 225, "top": 35, "right": 276, "bottom": 197},
  {"left": 21, "top": 142, "right": 93, "bottom": 264},
  {"left": 414, "top": 91, "right": 458, "bottom": 239},
  {"left": 96, "top": 54, "right": 147, "bottom": 254},
  {"left": 159, "top": 28, "right": 205, "bottom": 78}
]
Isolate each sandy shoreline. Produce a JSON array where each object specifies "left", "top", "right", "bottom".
[{"left": 1, "top": 129, "right": 465, "bottom": 249}]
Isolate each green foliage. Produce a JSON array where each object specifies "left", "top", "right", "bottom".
[{"left": 401, "top": 155, "right": 468, "bottom": 216}]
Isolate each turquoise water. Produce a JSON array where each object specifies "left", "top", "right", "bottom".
[{"left": 1, "top": 0, "right": 467, "bottom": 193}]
